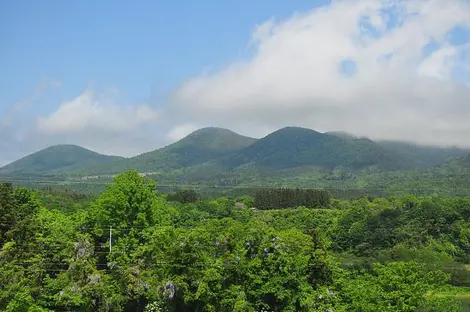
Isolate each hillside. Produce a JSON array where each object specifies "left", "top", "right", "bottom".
[
  {"left": 377, "top": 140, "right": 470, "bottom": 169},
  {"left": 134, "top": 127, "right": 411, "bottom": 184},
  {"left": 0, "top": 145, "right": 123, "bottom": 176},
  {"left": 72, "top": 127, "right": 257, "bottom": 175},
  {"left": 326, "top": 132, "right": 470, "bottom": 169},
  {"left": 373, "top": 152, "right": 470, "bottom": 196},
  {"left": 149, "top": 129, "right": 470, "bottom": 196},
  {"left": 220, "top": 127, "right": 408, "bottom": 171},
  {"left": 133, "top": 127, "right": 257, "bottom": 169},
  {"left": 423, "top": 153, "right": 470, "bottom": 183}
]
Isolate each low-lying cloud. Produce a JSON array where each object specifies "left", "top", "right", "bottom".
[{"left": 170, "top": 0, "right": 470, "bottom": 146}]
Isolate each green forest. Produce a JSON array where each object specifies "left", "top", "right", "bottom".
[{"left": 1, "top": 170, "right": 469, "bottom": 311}]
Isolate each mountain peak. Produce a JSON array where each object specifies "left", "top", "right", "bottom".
[
  {"left": 223, "top": 125, "right": 405, "bottom": 171},
  {"left": 0, "top": 145, "right": 121, "bottom": 176},
  {"left": 263, "top": 126, "right": 322, "bottom": 140},
  {"left": 183, "top": 127, "right": 242, "bottom": 140},
  {"left": 274, "top": 126, "right": 320, "bottom": 133},
  {"left": 174, "top": 127, "right": 256, "bottom": 151},
  {"left": 120, "top": 127, "right": 257, "bottom": 172},
  {"left": 41, "top": 144, "right": 96, "bottom": 153}
]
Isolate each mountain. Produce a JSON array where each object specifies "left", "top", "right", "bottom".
[
  {"left": 374, "top": 152, "right": 470, "bottom": 197},
  {"left": 4, "top": 127, "right": 470, "bottom": 197},
  {"left": 220, "top": 127, "right": 408, "bottom": 171},
  {"left": 327, "top": 132, "right": 470, "bottom": 169},
  {"left": 72, "top": 127, "right": 257, "bottom": 175},
  {"left": 0, "top": 145, "right": 123, "bottom": 176},
  {"left": 428, "top": 153, "right": 470, "bottom": 178},
  {"left": 377, "top": 140, "right": 470, "bottom": 169},
  {"left": 133, "top": 127, "right": 257, "bottom": 168}
]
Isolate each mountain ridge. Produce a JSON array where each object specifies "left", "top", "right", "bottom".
[
  {"left": 216, "top": 126, "right": 408, "bottom": 171},
  {"left": 2, "top": 127, "right": 470, "bottom": 188},
  {"left": 71, "top": 127, "right": 258, "bottom": 175}
]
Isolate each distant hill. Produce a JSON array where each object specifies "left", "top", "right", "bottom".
[
  {"left": 0, "top": 145, "right": 123, "bottom": 176},
  {"left": 71, "top": 127, "right": 257, "bottom": 175},
  {"left": 375, "top": 152, "right": 470, "bottom": 196},
  {"left": 221, "top": 127, "right": 408, "bottom": 171},
  {"left": 327, "top": 132, "right": 470, "bottom": 169},
  {"left": 377, "top": 140, "right": 470, "bottom": 169},
  {"left": 132, "top": 127, "right": 257, "bottom": 169},
  {"left": 428, "top": 153, "right": 470, "bottom": 178}
]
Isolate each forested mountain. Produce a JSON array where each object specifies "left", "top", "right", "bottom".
[
  {"left": 129, "top": 127, "right": 256, "bottom": 170},
  {"left": 221, "top": 127, "right": 409, "bottom": 171},
  {"left": 418, "top": 153, "right": 470, "bottom": 187},
  {"left": 0, "top": 145, "right": 123, "bottom": 176},
  {"left": 327, "top": 131, "right": 470, "bottom": 169},
  {"left": 377, "top": 140, "right": 470, "bottom": 169},
  {"left": 70, "top": 127, "right": 257, "bottom": 175},
  {"left": 64, "top": 126, "right": 414, "bottom": 181},
  {"left": 2, "top": 127, "right": 470, "bottom": 196}
]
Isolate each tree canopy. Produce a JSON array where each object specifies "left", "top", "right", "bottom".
[{"left": 0, "top": 171, "right": 469, "bottom": 311}]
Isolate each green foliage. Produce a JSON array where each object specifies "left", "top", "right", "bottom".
[
  {"left": 167, "top": 189, "right": 200, "bottom": 204},
  {"left": 91, "top": 170, "right": 168, "bottom": 230},
  {"left": 331, "top": 196, "right": 470, "bottom": 262},
  {"left": 0, "top": 182, "right": 16, "bottom": 243},
  {"left": 36, "top": 187, "right": 92, "bottom": 213},
  {"left": 0, "top": 183, "right": 41, "bottom": 245},
  {"left": 337, "top": 261, "right": 452, "bottom": 311},
  {"left": 1, "top": 171, "right": 468, "bottom": 311},
  {"left": 254, "top": 188, "right": 331, "bottom": 210},
  {"left": 235, "top": 195, "right": 254, "bottom": 208}
]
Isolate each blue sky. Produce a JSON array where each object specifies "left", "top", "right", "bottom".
[
  {"left": 0, "top": 0, "right": 321, "bottom": 116},
  {"left": 1, "top": 0, "right": 470, "bottom": 165}
]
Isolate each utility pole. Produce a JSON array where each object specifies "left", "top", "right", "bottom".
[{"left": 109, "top": 226, "right": 112, "bottom": 253}]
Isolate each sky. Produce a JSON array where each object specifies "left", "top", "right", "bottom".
[{"left": 1, "top": 0, "right": 470, "bottom": 165}]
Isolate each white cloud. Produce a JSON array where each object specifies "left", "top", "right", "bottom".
[
  {"left": 1, "top": 85, "right": 166, "bottom": 165},
  {"left": 171, "top": 0, "right": 470, "bottom": 147},
  {"left": 37, "top": 89, "right": 159, "bottom": 134},
  {"left": 417, "top": 44, "right": 458, "bottom": 79},
  {"left": 166, "top": 124, "right": 199, "bottom": 142}
]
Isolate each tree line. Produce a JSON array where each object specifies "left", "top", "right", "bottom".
[{"left": 254, "top": 187, "right": 330, "bottom": 210}]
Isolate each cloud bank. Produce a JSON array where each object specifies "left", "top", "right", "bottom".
[
  {"left": 37, "top": 89, "right": 159, "bottom": 134},
  {"left": 171, "top": 0, "right": 470, "bottom": 146}
]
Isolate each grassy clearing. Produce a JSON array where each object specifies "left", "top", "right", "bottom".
[
  {"left": 457, "top": 290, "right": 470, "bottom": 312},
  {"left": 429, "top": 287, "right": 470, "bottom": 311}
]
